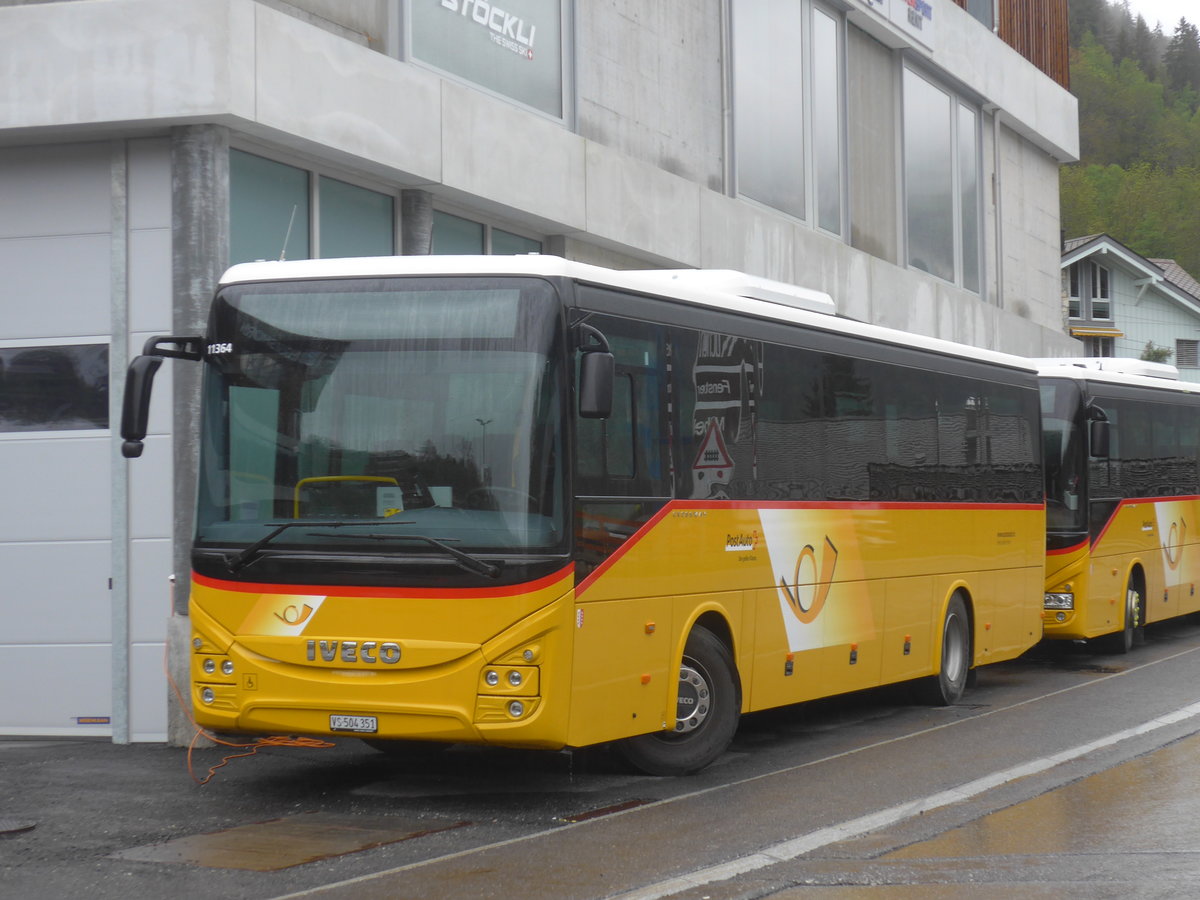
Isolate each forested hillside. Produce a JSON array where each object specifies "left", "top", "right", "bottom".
[{"left": 1060, "top": 0, "right": 1200, "bottom": 276}]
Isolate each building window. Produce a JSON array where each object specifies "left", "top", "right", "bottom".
[
  {"left": 431, "top": 210, "right": 542, "bottom": 255},
  {"left": 407, "top": 0, "right": 568, "bottom": 120},
  {"left": 318, "top": 176, "right": 395, "bottom": 259},
  {"left": 0, "top": 343, "right": 108, "bottom": 433},
  {"left": 1065, "top": 261, "right": 1111, "bottom": 321},
  {"left": 733, "top": 0, "right": 844, "bottom": 236},
  {"left": 230, "top": 151, "right": 310, "bottom": 263},
  {"left": 1177, "top": 340, "right": 1199, "bottom": 368},
  {"left": 1082, "top": 336, "right": 1114, "bottom": 357},
  {"left": 903, "top": 67, "right": 981, "bottom": 290},
  {"left": 1090, "top": 263, "right": 1111, "bottom": 319},
  {"left": 230, "top": 150, "right": 397, "bottom": 264},
  {"left": 1066, "top": 265, "right": 1081, "bottom": 318},
  {"left": 963, "top": 0, "right": 993, "bottom": 29}
]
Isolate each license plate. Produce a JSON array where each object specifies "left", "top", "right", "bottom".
[{"left": 329, "top": 714, "right": 377, "bottom": 733}]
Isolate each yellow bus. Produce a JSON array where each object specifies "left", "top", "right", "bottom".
[
  {"left": 122, "top": 256, "right": 1045, "bottom": 774},
  {"left": 1040, "top": 359, "right": 1200, "bottom": 653}
]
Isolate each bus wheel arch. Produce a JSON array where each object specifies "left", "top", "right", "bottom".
[
  {"left": 612, "top": 618, "right": 741, "bottom": 776},
  {"left": 1100, "top": 565, "right": 1146, "bottom": 654},
  {"left": 914, "top": 590, "right": 972, "bottom": 706}
]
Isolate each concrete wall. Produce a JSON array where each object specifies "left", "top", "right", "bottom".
[{"left": 575, "top": 0, "right": 725, "bottom": 192}]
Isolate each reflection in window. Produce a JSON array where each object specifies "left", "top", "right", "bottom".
[
  {"left": 903, "top": 69, "right": 982, "bottom": 291},
  {"left": 733, "top": 0, "right": 806, "bottom": 219},
  {"left": 958, "top": 105, "right": 980, "bottom": 292},
  {"left": 0, "top": 344, "right": 108, "bottom": 432},
  {"left": 813, "top": 8, "right": 842, "bottom": 234},
  {"left": 904, "top": 70, "right": 954, "bottom": 282}
]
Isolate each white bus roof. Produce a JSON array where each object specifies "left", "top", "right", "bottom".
[
  {"left": 1037, "top": 357, "right": 1200, "bottom": 395},
  {"left": 220, "top": 255, "right": 1037, "bottom": 374}
]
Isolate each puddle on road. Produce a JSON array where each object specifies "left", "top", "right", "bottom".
[{"left": 111, "top": 812, "right": 468, "bottom": 871}]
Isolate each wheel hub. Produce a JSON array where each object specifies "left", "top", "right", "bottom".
[{"left": 675, "top": 664, "right": 711, "bottom": 733}]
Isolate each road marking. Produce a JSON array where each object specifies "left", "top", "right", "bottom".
[
  {"left": 615, "top": 698, "right": 1200, "bottom": 900},
  {"left": 266, "top": 646, "right": 1200, "bottom": 900}
]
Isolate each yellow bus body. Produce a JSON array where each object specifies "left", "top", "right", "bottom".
[
  {"left": 1044, "top": 497, "right": 1200, "bottom": 641},
  {"left": 191, "top": 500, "right": 1044, "bottom": 749}
]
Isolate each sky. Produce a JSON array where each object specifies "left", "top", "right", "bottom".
[{"left": 1122, "top": 0, "right": 1195, "bottom": 33}]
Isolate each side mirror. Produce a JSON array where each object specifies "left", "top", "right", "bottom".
[
  {"left": 120, "top": 335, "right": 204, "bottom": 459},
  {"left": 120, "top": 354, "right": 163, "bottom": 458},
  {"left": 578, "top": 350, "right": 614, "bottom": 419},
  {"left": 1089, "top": 419, "right": 1110, "bottom": 459}
]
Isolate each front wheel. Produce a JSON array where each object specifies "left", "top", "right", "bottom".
[
  {"left": 613, "top": 626, "right": 740, "bottom": 776},
  {"left": 914, "top": 594, "right": 971, "bottom": 706},
  {"left": 1098, "top": 579, "right": 1144, "bottom": 654}
]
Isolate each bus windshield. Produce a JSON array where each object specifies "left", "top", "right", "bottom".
[
  {"left": 194, "top": 276, "right": 566, "bottom": 580},
  {"left": 1039, "top": 377, "right": 1086, "bottom": 532}
]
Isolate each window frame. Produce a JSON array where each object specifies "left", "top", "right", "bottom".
[
  {"left": 229, "top": 145, "right": 402, "bottom": 264},
  {"left": 431, "top": 206, "right": 544, "bottom": 255},
  {"left": 1065, "top": 260, "right": 1112, "bottom": 322},
  {"left": 399, "top": 0, "right": 575, "bottom": 125},
  {"left": 731, "top": 0, "right": 848, "bottom": 238},
  {"left": 901, "top": 63, "right": 984, "bottom": 293},
  {"left": 0, "top": 337, "right": 111, "bottom": 438}
]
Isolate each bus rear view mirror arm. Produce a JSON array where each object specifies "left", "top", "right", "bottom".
[{"left": 120, "top": 335, "right": 204, "bottom": 459}]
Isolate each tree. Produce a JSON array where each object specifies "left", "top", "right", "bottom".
[
  {"left": 1164, "top": 19, "right": 1200, "bottom": 105},
  {"left": 1132, "top": 15, "right": 1159, "bottom": 80},
  {"left": 1141, "top": 342, "right": 1173, "bottom": 363}
]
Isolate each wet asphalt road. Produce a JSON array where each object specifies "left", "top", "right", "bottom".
[{"left": 6, "top": 617, "right": 1200, "bottom": 899}]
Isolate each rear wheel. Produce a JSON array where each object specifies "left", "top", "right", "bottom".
[
  {"left": 915, "top": 594, "right": 971, "bottom": 706},
  {"left": 613, "top": 626, "right": 740, "bottom": 776}
]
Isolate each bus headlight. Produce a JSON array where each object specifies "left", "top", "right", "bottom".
[
  {"left": 508, "top": 700, "right": 525, "bottom": 718},
  {"left": 1044, "top": 592, "right": 1075, "bottom": 610},
  {"left": 200, "top": 688, "right": 215, "bottom": 705}
]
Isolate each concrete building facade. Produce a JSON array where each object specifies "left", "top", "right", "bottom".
[{"left": 0, "top": 0, "right": 1080, "bottom": 740}]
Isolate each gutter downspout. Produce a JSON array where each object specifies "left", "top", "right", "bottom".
[{"left": 992, "top": 107, "right": 1004, "bottom": 309}]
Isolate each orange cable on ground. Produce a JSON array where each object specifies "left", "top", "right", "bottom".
[{"left": 161, "top": 614, "right": 334, "bottom": 785}]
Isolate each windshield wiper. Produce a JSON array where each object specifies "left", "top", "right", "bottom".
[
  {"left": 225, "top": 520, "right": 414, "bottom": 573},
  {"left": 318, "top": 531, "right": 501, "bottom": 579}
]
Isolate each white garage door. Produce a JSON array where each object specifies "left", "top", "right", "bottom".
[{"left": 0, "top": 140, "right": 173, "bottom": 740}]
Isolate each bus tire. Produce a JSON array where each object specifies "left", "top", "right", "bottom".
[
  {"left": 1099, "top": 578, "right": 1144, "bottom": 654},
  {"left": 915, "top": 594, "right": 971, "bottom": 706},
  {"left": 613, "top": 625, "right": 740, "bottom": 776}
]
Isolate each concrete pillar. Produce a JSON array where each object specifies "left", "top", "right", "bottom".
[
  {"left": 168, "top": 124, "right": 229, "bottom": 745},
  {"left": 401, "top": 189, "right": 433, "bottom": 255}
]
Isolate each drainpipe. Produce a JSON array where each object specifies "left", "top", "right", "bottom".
[{"left": 991, "top": 107, "right": 1005, "bottom": 309}]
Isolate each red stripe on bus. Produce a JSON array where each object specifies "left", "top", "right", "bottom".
[
  {"left": 192, "top": 564, "right": 574, "bottom": 599},
  {"left": 1047, "top": 539, "right": 1088, "bottom": 556},
  {"left": 574, "top": 498, "right": 1044, "bottom": 597}
]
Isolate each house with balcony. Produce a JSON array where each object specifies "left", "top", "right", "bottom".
[
  {"left": 0, "top": 0, "right": 1079, "bottom": 741},
  {"left": 1062, "top": 234, "right": 1200, "bottom": 384}
]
